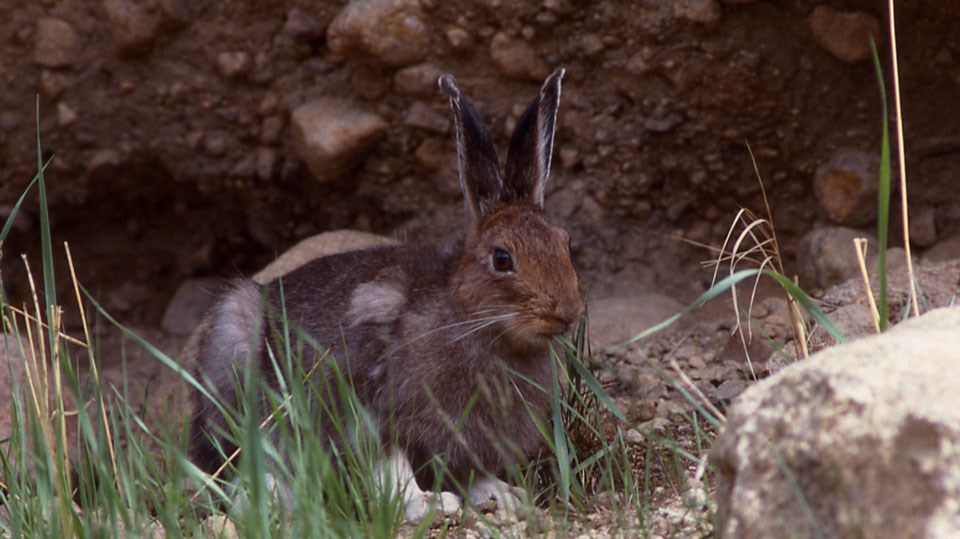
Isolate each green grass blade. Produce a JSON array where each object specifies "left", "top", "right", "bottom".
[
  {"left": 622, "top": 268, "right": 845, "bottom": 348},
  {"left": 0, "top": 160, "right": 50, "bottom": 245},
  {"left": 870, "top": 38, "right": 891, "bottom": 332},
  {"left": 34, "top": 98, "right": 57, "bottom": 319}
]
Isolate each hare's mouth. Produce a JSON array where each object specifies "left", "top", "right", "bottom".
[{"left": 535, "top": 314, "right": 573, "bottom": 337}]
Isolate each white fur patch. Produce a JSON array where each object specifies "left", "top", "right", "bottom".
[
  {"left": 375, "top": 449, "right": 461, "bottom": 523},
  {"left": 210, "top": 280, "right": 263, "bottom": 363},
  {"left": 346, "top": 281, "right": 406, "bottom": 327}
]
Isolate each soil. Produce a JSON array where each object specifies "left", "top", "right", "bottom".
[{"left": 2, "top": 0, "right": 960, "bottom": 537}]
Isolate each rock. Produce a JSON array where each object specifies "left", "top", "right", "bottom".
[
  {"left": 255, "top": 147, "right": 278, "bottom": 181},
  {"left": 34, "top": 17, "right": 79, "bottom": 68},
  {"left": 712, "top": 306, "right": 960, "bottom": 539},
  {"left": 809, "top": 6, "right": 881, "bottom": 64},
  {"left": 445, "top": 26, "right": 471, "bottom": 50},
  {"left": 813, "top": 149, "right": 879, "bottom": 226},
  {"left": 216, "top": 51, "right": 252, "bottom": 79},
  {"left": 103, "top": 0, "right": 160, "bottom": 56},
  {"left": 402, "top": 102, "right": 449, "bottom": 134},
  {"left": 489, "top": 32, "right": 549, "bottom": 82},
  {"left": 254, "top": 230, "right": 397, "bottom": 284},
  {"left": 394, "top": 63, "right": 445, "bottom": 97},
  {"left": 327, "top": 0, "right": 431, "bottom": 67},
  {"left": 260, "top": 115, "right": 284, "bottom": 144},
  {"left": 57, "top": 102, "right": 78, "bottom": 126},
  {"left": 909, "top": 209, "right": 937, "bottom": 248},
  {"left": 924, "top": 234, "right": 960, "bottom": 263},
  {"left": 588, "top": 293, "right": 685, "bottom": 349},
  {"left": 673, "top": 0, "right": 721, "bottom": 25},
  {"left": 796, "top": 226, "right": 876, "bottom": 291},
  {"left": 39, "top": 70, "right": 71, "bottom": 99},
  {"left": 283, "top": 7, "right": 325, "bottom": 40},
  {"left": 290, "top": 98, "right": 388, "bottom": 181},
  {"left": 161, "top": 278, "right": 225, "bottom": 335}
]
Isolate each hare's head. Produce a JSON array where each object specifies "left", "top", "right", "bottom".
[{"left": 440, "top": 69, "right": 583, "bottom": 347}]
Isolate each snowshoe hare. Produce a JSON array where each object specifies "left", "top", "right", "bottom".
[{"left": 189, "top": 68, "right": 583, "bottom": 521}]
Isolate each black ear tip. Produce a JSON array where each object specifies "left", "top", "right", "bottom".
[
  {"left": 545, "top": 67, "right": 565, "bottom": 87},
  {"left": 439, "top": 75, "right": 461, "bottom": 99}
]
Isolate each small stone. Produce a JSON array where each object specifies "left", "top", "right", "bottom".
[
  {"left": 489, "top": 32, "right": 549, "bottom": 81},
  {"left": 290, "top": 98, "right": 388, "bottom": 182},
  {"left": 394, "top": 63, "right": 445, "bottom": 97},
  {"left": 34, "top": 17, "right": 79, "bottom": 68},
  {"left": 643, "top": 112, "right": 683, "bottom": 133},
  {"left": 260, "top": 115, "right": 284, "bottom": 144},
  {"left": 205, "top": 133, "right": 227, "bottom": 156},
  {"left": 103, "top": 0, "right": 160, "bottom": 56},
  {"left": 909, "top": 209, "right": 937, "bottom": 248},
  {"left": 673, "top": 0, "right": 721, "bottom": 25},
  {"left": 402, "top": 102, "right": 449, "bottom": 134},
  {"left": 559, "top": 146, "right": 580, "bottom": 169},
  {"left": 57, "top": 102, "right": 78, "bottom": 126},
  {"left": 283, "top": 7, "right": 324, "bottom": 40},
  {"left": 796, "top": 226, "right": 877, "bottom": 291},
  {"left": 814, "top": 149, "right": 880, "bottom": 226},
  {"left": 39, "top": 70, "right": 70, "bottom": 99},
  {"left": 255, "top": 148, "right": 278, "bottom": 181},
  {"left": 809, "top": 6, "right": 881, "bottom": 64},
  {"left": 327, "top": 0, "right": 431, "bottom": 67},
  {"left": 924, "top": 235, "right": 960, "bottom": 264},
  {"left": 157, "top": 0, "right": 191, "bottom": 30},
  {"left": 578, "top": 33, "right": 605, "bottom": 58},
  {"left": 445, "top": 26, "right": 471, "bottom": 49},
  {"left": 161, "top": 278, "right": 225, "bottom": 335},
  {"left": 414, "top": 138, "right": 447, "bottom": 171},
  {"left": 216, "top": 51, "right": 252, "bottom": 79}
]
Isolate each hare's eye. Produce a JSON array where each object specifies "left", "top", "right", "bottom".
[{"left": 492, "top": 248, "right": 514, "bottom": 272}]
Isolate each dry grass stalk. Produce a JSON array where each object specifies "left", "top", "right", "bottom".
[
  {"left": 853, "top": 238, "right": 881, "bottom": 333},
  {"left": 886, "top": 0, "right": 920, "bottom": 318}
]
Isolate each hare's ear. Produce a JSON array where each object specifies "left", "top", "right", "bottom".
[
  {"left": 503, "top": 68, "right": 564, "bottom": 209},
  {"left": 439, "top": 75, "right": 503, "bottom": 226}
]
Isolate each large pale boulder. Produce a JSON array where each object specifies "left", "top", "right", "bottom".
[{"left": 712, "top": 307, "right": 960, "bottom": 539}]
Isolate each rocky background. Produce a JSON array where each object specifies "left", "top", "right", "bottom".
[{"left": 2, "top": 0, "right": 960, "bottom": 331}]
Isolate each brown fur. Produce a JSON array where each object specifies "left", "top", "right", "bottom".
[{"left": 189, "top": 68, "right": 582, "bottom": 491}]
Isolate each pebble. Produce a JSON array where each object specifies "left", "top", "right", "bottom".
[
  {"left": 909, "top": 209, "right": 937, "bottom": 248},
  {"left": 216, "top": 51, "right": 251, "bottom": 79},
  {"left": 489, "top": 32, "right": 549, "bottom": 81},
  {"left": 445, "top": 26, "right": 471, "bottom": 50},
  {"left": 290, "top": 98, "right": 388, "bottom": 181},
  {"left": 809, "top": 6, "right": 881, "bottom": 63},
  {"left": 579, "top": 33, "right": 605, "bottom": 58},
  {"left": 813, "top": 149, "right": 879, "bottom": 226},
  {"left": 283, "top": 7, "right": 324, "bottom": 40},
  {"left": 327, "top": 0, "right": 431, "bottom": 67},
  {"left": 39, "top": 70, "right": 70, "bottom": 99},
  {"left": 161, "top": 278, "right": 225, "bottom": 335},
  {"left": 924, "top": 235, "right": 960, "bottom": 264},
  {"left": 796, "top": 226, "right": 876, "bottom": 290},
  {"left": 673, "top": 0, "right": 721, "bottom": 25},
  {"left": 260, "top": 115, "right": 284, "bottom": 144},
  {"left": 393, "top": 63, "right": 445, "bottom": 97},
  {"left": 56, "top": 102, "right": 78, "bottom": 126},
  {"left": 402, "top": 102, "right": 449, "bottom": 134},
  {"left": 414, "top": 138, "right": 447, "bottom": 171},
  {"left": 103, "top": 0, "right": 160, "bottom": 56},
  {"left": 255, "top": 148, "right": 278, "bottom": 181},
  {"left": 34, "top": 17, "right": 79, "bottom": 68}
]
